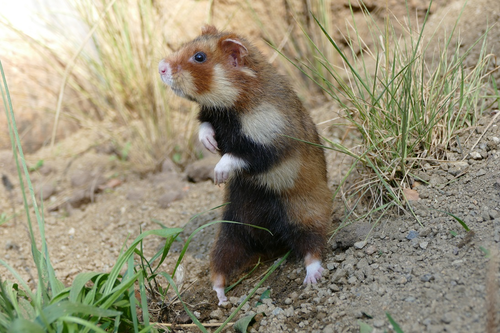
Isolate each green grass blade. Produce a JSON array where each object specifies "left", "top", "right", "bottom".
[
  {"left": 103, "top": 228, "right": 182, "bottom": 295},
  {"left": 386, "top": 312, "right": 404, "bottom": 333},
  {"left": 69, "top": 272, "right": 103, "bottom": 303},
  {"left": 159, "top": 272, "right": 209, "bottom": 333}
]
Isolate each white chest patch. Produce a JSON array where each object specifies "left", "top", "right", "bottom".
[
  {"left": 241, "top": 103, "right": 285, "bottom": 146},
  {"left": 254, "top": 156, "right": 301, "bottom": 192}
]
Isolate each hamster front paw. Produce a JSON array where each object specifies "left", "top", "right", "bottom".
[
  {"left": 214, "top": 154, "right": 247, "bottom": 185},
  {"left": 199, "top": 122, "right": 219, "bottom": 153}
]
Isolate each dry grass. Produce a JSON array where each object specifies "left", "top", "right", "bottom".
[{"left": 1, "top": 0, "right": 207, "bottom": 171}]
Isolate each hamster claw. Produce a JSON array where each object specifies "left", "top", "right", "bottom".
[{"left": 303, "top": 260, "right": 324, "bottom": 284}]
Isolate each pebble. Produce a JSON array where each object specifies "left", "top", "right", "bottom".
[
  {"left": 397, "top": 276, "right": 408, "bottom": 284},
  {"left": 469, "top": 151, "right": 482, "bottom": 160},
  {"left": 406, "top": 230, "right": 419, "bottom": 240},
  {"left": 419, "top": 227, "right": 432, "bottom": 237},
  {"left": 347, "top": 276, "right": 357, "bottom": 284},
  {"left": 354, "top": 241, "right": 367, "bottom": 249},
  {"left": 322, "top": 324, "right": 335, "bottom": 333},
  {"left": 420, "top": 241, "right": 429, "bottom": 249},
  {"left": 157, "top": 190, "right": 184, "bottom": 208},
  {"left": 272, "top": 307, "right": 284, "bottom": 316},
  {"left": 476, "top": 169, "right": 487, "bottom": 177},
  {"left": 185, "top": 156, "right": 218, "bottom": 182},
  {"left": 329, "top": 284, "right": 340, "bottom": 292},
  {"left": 335, "top": 253, "right": 346, "bottom": 262},
  {"left": 373, "top": 319, "right": 385, "bottom": 328},
  {"left": 4, "top": 240, "right": 19, "bottom": 251},
  {"left": 210, "top": 309, "right": 223, "bottom": 320},
  {"left": 421, "top": 274, "right": 434, "bottom": 282},
  {"left": 364, "top": 245, "right": 377, "bottom": 255},
  {"left": 441, "top": 312, "right": 455, "bottom": 324}
]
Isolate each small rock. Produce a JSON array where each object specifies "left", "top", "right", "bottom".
[
  {"left": 406, "top": 230, "right": 419, "bottom": 240},
  {"left": 403, "top": 188, "right": 420, "bottom": 201},
  {"left": 126, "top": 188, "right": 145, "bottom": 201},
  {"left": 229, "top": 297, "right": 240, "bottom": 305},
  {"left": 419, "top": 227, "right": 432, "bottom": 237},
  {"left": 284, "top": 298, "right": 293, "bottom": 305},
  {"left": 469, "top": 151, "right": 482, "bottom": 160},
  {"left": 482, "top": 209, "right": 491, "bottom": 221},
  {"left": 441, "top": 312, "right": 455, "bottom": 324},
  {"left": 68, "top": 189, "right": 92, "bottom": 208},
  {"left": 420, "top": 241, "right": 429, "bottom": 250},
  {"left": 405, "top": 296, "right": 416, "bottom": 302},
  {"left": 490, "top": 210, "right": 500, "bottom": 220},
  {"left": 326, "top": 262, "right": 336, "bottom": 270},
  {"left": 429, "top": 173, "right": 448, "bottom": 185},
  {"left": 177, "top": 313, "right": 191, "bottom": 324},
  {"left": 329, "top": 284, "right": 340, "bottom": 292},
  {"left": 397, "top": 276, "right": 408, "bottom": 284},
  {"left": 68, "top": 227, "right": 75, "bottom": 235},
  {"left": 161, "top": 159, "right": 177, "bottom": 173},
  {"left": 185, "top": 156, "right": 218, "bottom": 182},
  {"left": 272, "top": 307, "right": 284, "bottom": 316},
  {"left": 37, "top": 182, "right": 57, "bottom": 200},
  {"left": 209, "top": 309, "right": 223, "bottom": 320},
  {"left": 335, "top": 253, "right": 346, "bottom": 262},
  {"left": 5, "top": 240, "right": 19, "bottom": 251},
  {"left": 373, "top": 319, "right": 385, "bottom": 328},
  {"left": 220, "top": 301, "right": 232, "bottom": 309},
  {"left": 476, "top": 169, "right": 487, "bottom": 177},
  {"left": 347, "top": 276, "right": 357, "bottom": 284},
  {"left": 364, "top": 245, "right": 377, "bottom": 255},
  {"left": 157, "top": 190, "right": 184, "bottom": 208},
  {"left": 354, "top": 241, "right": 367, "bottom": 249}
]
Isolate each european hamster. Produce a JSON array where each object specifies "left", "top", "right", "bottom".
[{"left": 159, "top": 25, "right": 332, "bottom": 305}]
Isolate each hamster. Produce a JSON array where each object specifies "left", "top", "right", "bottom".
[{"left": 158, "top": 25, "right": 332, "bottom": 305}]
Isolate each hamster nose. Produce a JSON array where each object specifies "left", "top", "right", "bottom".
[{"left": 158, "top": 60, "right": 168, "bottom": 74}]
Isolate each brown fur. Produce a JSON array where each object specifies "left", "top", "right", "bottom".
[{"left": 160, "top": 25, "right": 332, "bottom": 300}]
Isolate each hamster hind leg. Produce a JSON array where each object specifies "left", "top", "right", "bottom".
[
  {"left": 210, "top": 223, "right": 256, "bottom": 305},
  {"left": 287, "top": 215, "right": 328, "bottom": 285}
]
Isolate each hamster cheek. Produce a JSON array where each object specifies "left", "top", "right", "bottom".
[
  {"left": 214, "top": 154, "right": 247, "bottom": 185},
  {"left": 199, "top": 122, "right": 219, "bottom": 153}
]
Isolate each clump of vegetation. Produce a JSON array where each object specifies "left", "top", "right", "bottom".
[{"left": 291, "top": 1, "right": 495, "bottom": 220}]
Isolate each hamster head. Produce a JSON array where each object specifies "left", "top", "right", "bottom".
[{"left": 158, "top": 25, "right": 259, "bottom": 108}]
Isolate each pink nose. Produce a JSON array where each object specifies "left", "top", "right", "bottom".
[{"left": 158, "top": 61, "right": 168, "bottom": 74}]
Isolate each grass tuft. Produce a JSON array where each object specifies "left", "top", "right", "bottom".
[{"left": 291, "top": 0, "right": 494, "bottom": 218}]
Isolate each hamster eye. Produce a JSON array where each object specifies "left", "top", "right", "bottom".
[{"left": 193, "top": 52, "right": 207, "bottom": 63}]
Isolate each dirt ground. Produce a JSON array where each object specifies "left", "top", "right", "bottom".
[{"left": 1, "top": 0, "right": 500, "bottom": 332}]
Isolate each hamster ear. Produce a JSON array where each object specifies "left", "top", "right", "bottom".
[
  {"left": 221, "top": 38, "right": 248, "bottom": 68},
  {"left": 202, "top": 25, "right": 218, "bottom": 35}
]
